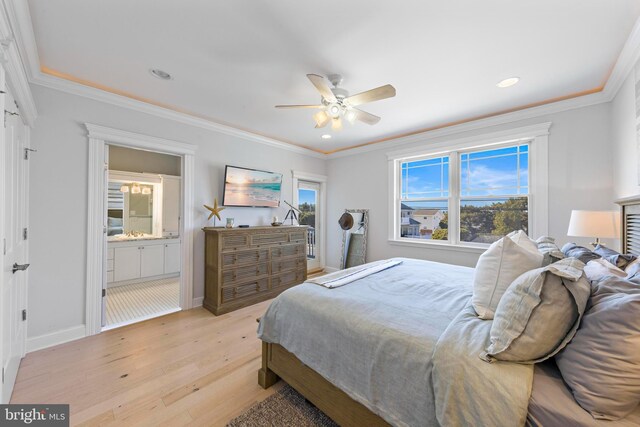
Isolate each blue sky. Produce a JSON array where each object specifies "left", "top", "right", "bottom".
[
  {"left": 298, "top": 189, "right": 316, "bottom": 205},
  {"left": 403, "top": 145, "right": 528, "bottom": 200}
]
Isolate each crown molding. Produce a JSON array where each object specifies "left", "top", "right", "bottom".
[
  {"left": 602, "top": 16, "right": 640, "bottom": 101},
  {"left": 6, "top": 2, "right": 640, "bottom": 157},
  {"left": 85, "top": 123, "right": 197, "bottom": 155},
  {"left": 326, "top": 91, "right": 605, "bottom": 159},
  {"left": 0, "top": 0, "right": 37, "bottom": 126}
]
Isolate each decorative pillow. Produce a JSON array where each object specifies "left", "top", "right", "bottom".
[
  {"left": 481, "top": 258, "right": 590, "bottom": 363},
  {"left": 536, "top": 236, "right": 565, "bottom": 266},
  {"left": 555, "top": 276, "right": 640, "bottom": 420},
  {"left": 583, "top": 259, "right": 626, "bottom": 283},
  {"left": 507, "top": 230, "right": 539, "bottom": 253},
  {"left": 561, "top": 243, "right": 601, "bottom": 264},
  {"left": 472, "top": 235, "right": 543, "bottom": 320},
  {"left": 593, "top": 244, "right": 636, "bottom": 269}
]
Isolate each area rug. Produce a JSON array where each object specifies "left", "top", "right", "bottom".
[{"left": 227, "top": 385, "right": 338, "bottom": 427}]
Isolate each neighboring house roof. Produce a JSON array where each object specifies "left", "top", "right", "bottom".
[
  {"left": 408, "top": 218, "right": 420, "bottom": 225},
  {"left": 412, "top": 209, "right": 443, "bottom": 216},
  {"left": 401, "top": 203, "right": 414, "bottom": 211}
]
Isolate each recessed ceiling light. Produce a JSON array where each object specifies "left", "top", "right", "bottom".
[
  {"left": 321, "top": 134, "right": 332, "bottom": 139},
  {"left": 496, "top": 77, "right": 520, "bottom": 88},
  {"left": 150, "top": 68, "right": 172, "bottom": 80}
]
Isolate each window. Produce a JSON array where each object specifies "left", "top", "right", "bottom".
[{"left": 395, "top": 140, "right": 536, "bottom": 248}]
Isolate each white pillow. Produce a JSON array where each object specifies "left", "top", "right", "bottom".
[
  {"left": 584, "top": 258, "right": 626, "bottom": 282},
  {"left": 507, "top": 230, "right": 539, "bottom": 254},
  {"left": 473, "top": 235, "right": 544, "bottom": 319}
]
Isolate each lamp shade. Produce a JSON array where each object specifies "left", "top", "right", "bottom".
[{"left": 567, "top": 210, "right": 619, "bottom": 239}]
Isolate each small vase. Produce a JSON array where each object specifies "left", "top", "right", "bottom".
[{"left": 226, "top": 218, "right": 234, "bottom": 228}]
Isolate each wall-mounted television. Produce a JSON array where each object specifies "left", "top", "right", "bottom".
[{"left": 222, "top": 165, "right": 283, "bottom": 208}]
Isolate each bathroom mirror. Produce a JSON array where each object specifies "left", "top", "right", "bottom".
[
  {"left": 339, "top": 209, "right": 369, "bottom": 269},
  {"left": 107, "top": 171, "right": 163, "bottom": 239}
]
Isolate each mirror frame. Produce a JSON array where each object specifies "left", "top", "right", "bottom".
[{"left": 340, "top": 209, "right": 369, "bottom": 269}]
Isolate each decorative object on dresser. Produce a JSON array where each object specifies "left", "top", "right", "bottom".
[
  {"left": 203, "top": 225, "right": 308, "bottom": 315},
  {"left": 204, "top": 198, "right": 225, "bottom": 227}
]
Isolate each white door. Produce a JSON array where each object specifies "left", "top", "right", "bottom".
[
  {"left": 164, "top": 241, "right": 181, "bottom": 274},
  {"left": 114, "top": 246, "right": 141, "bottom": 282},
  {"left": 297, "top": 181, "right": 321, "bottom": 271},
  {"left": 101, "top": 145, "right": 109, "bottom": 327},
  {"left": 140, "top": 245, "right": 164, "bottom": 277},
  {"left": 1, "top": 83, "right": 28, "bottom": 403}
]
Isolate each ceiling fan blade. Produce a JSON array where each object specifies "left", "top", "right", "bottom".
[
  {"left": 307, "top": 74, "right": 337, "bottom": 103},
  {"left": 354, "top": 108, "right": 381, "bottom": 125},
  {"left": 275, "top": 104, "right": 325, "bottom": 109},
  {"left": 313, "top": 111, "right": 330, "bottom": 128},
  {"left": 345, "top": 84, "right": 396, "bottom": 106}
]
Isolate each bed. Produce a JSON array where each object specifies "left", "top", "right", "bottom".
[{"left": 257, "top": 200, "right": 640, "bottom": 426}]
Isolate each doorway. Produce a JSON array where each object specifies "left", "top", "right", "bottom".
[
  {"left": 85, "top": 124, "right": 196, "bottom": 337},
  {"left": 292, "top": 171, "right": 327, "bottom": 273},
  {"left": 1, "top": 86, "right": 29, "bottom": 403},
  {"left": 102, "top": 146, "right": 182, "bottom": 329}
]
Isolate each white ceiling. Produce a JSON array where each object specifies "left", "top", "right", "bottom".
[{"left": 26, "top": 0, "right": 640, "bottom": 153}]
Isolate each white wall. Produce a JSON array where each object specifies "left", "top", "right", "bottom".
[
  {"left": 27, "top": 84, "right": 326, "bottom": 339},
  {"left": 326, "top": 103, "right": 615, "bottom": 269},
  {"left": 611, "top": 62, "right": 640, "bottom": 199}
]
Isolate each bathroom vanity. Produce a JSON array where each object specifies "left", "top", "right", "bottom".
[{"left": 107, "top": 237, "right": 181, "bottom": 285}]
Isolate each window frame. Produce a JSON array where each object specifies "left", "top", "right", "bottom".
[{"left": 387, "top": 123, "right": 550, "bottom": 252}]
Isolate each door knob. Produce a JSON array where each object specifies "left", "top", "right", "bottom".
[{"left": 12, "top": 263, "right": 30, "bottom": 274}]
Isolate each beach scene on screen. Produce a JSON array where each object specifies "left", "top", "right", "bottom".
[{"left": 224, "top": 167, "right": 282, "bottom": 207}]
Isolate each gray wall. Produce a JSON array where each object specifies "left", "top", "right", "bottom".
[
  {"left": 28, "top": 84, "right": 326, "bottom": 339},
  {"left": 326, "top": 103, "right": 615, "bottom": 269}
]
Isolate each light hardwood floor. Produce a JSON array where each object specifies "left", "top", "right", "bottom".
[{"left": 10, "top": 300, "right": 282, "bottom": 426}]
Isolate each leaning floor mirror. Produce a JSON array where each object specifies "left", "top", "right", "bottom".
[{"left": 339, "top": 209, "right": 369, "bottom": 269}]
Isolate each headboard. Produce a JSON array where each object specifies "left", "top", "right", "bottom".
[{"left": 616, "top": 196, "right": 640, "bottom": 256}]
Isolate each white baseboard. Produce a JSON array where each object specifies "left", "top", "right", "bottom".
[
  {"left": 192, "top": 296, "right": 204, "bottom": 307},
  {"left": 324, "top": 266, "right": 339, "bottom": 273},
  {"left": 27, "top": 325, "right": 86, "bottom": 353}
]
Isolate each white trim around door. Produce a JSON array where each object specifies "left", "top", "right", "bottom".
[
  {"left": 85, "top": 124, "right": 196, "bottom": 337},
  {"left": 292, "top": 170, "right": 327, "bottom": 272}
]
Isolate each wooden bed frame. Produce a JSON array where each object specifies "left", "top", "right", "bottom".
[{"left": 259, "top": 342, "right": 390, "bottom": 426}]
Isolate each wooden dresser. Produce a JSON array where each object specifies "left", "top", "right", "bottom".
[{"left": 203, "top": 225, "right": 308, "bottom": 315}]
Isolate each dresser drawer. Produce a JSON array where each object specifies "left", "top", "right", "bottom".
[
  {"left": 271, "top": 256, "right": 306, "bottom": 274},
  {"left": 251, "top": 232, "right": 288, "bottom": 246},
  {"left": 271, "top": 269, "right": 306, "bottom": 290},
  {"left": 270, "top": 244, "right": 305, "bottom": 259},
  {"left": 221, "top": 278, "right": 269, "bottom": 304},
  {"left": 222, "top": 262, "right": 268, "bottom": 286},
  {"left": 221, "top": 234, "right": 249, "bottom": 250},
  {"left": 222, "top": 248, "right": 269, "bottom": 268},
  {"left": 289, "top": 230, "right": 306, "bottom": 242}
]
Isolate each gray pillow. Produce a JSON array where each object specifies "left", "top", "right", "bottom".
[
  {"left": 561, "top": 242, "right": 601, "bottom": 264},
  {"left": 593, "top": 244, "right": 636, "bottom": 269},
  {"left": 536, "top": 236, "right": 565, "bottom": 266},
  {"left": 481, "top": 258, "right": 590, "bottom": 364},
  {"left": 555, "top": 276, "right": 640, "bottom": 420}
]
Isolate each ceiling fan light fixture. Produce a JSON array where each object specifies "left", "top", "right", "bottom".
[
  {"left": 497, "top": 77, "right": 520, "bottom": 88},
  {"left": 331, "top": 117, "right": 343, "bottom": 131},
  {"left": 328, "top": 103, "right": 342, "bottom": 118},
  {"left": 313, "top": 111, "right": 329, "bottom": 127},
  {"left": 344, "top": 110, "right": 357, "bottom": 124}
]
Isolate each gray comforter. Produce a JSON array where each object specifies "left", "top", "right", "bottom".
[{"left": 258, "top": 258, "right": 533, "bottom": 427}]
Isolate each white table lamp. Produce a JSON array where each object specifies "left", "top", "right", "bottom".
[{"left": 567, "top": 210, "right": 619, "bottom": 247}]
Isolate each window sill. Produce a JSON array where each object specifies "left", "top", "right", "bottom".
[{"left": 388, "top": 238, "right": 488, "bottom": 254}]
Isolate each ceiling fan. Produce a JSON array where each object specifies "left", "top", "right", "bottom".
[{"left": 276, "top": 74, "right": 396, "bottom": 131}]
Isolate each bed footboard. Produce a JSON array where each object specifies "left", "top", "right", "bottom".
[{"left": 258, "top": 341, "right": 390, "bottom": 427}]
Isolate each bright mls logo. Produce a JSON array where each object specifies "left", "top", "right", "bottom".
[{"left": 0, "top": 405, "right": 69, "bottom": 426}]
